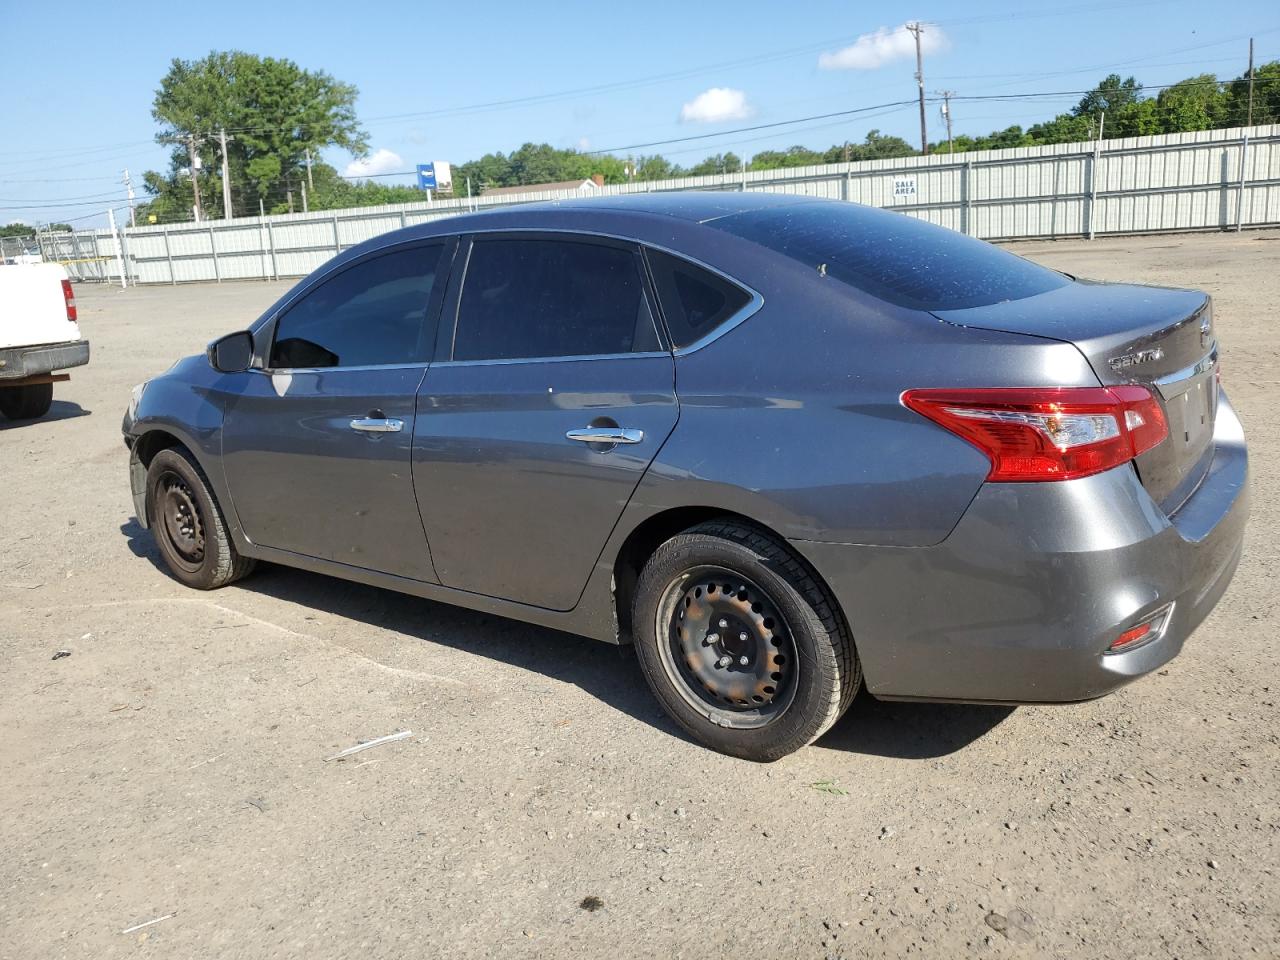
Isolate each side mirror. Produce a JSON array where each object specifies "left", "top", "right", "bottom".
[{"left": 207, "top": 331, "right": 254, "bottom": 373}]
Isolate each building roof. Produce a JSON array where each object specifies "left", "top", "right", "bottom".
[{"left": 481, "top": 178, "right": 601, "bottom": 197}]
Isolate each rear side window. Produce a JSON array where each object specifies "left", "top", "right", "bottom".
[
  {"left": 712, "top": 203, "right": 1069, "bottom": 311},
  {"left": 270, "top": 244, "right": 445, "bottom": 368},
  {"left": 645, "top": 249, "right": 752, "bottom": 349},
  {"left": 453, "top": 238, "right": 659, "bottom": 361}
]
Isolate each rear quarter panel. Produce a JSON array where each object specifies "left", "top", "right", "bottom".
[{"left": 628, "top": 250, "right": 1102, "bottom": 547}]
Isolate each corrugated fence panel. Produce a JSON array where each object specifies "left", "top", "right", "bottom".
[{"left": 61, "top": 124, "right": 1280, "bottom": 284}]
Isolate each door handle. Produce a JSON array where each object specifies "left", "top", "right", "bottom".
[
  {"left": 566, "top": 426, "right": 644, "bottom": 444},
  {"left": 350, "top": 417, "right": 404, "bottom": 433}
]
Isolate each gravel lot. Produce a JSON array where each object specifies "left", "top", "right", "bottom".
[{"left": 2, "top": 230, "right": 1277, "bottom": 959}]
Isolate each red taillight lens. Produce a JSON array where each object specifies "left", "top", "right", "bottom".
[
  {"left": 61, "top": 279, "right": 77, "bottom": 323},
  {"left": 901, "top": 386, "right": 1168, "bottom": 482}
]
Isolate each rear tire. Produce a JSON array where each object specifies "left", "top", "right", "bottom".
[
  {"left": 0, "top": 383, "right": 53, "bottom": 420},
  {"left": 632, "top": 520, "right": 859, "bottom": 761},
  {"left": 146, "top": 447, "right": 255, "bottom": 589}
]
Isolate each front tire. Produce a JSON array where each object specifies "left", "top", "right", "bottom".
[
  {"left": 632, "top": 520, "right": 859, "bottom": 761},
  {"left": 146, "top": 447, "right": 255, "bottom": 589},
  {"left": 0, "top": 383, "right": 53, "bottom": 420}
]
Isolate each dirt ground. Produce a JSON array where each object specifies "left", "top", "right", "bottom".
[{"left": 2, "top": 230, "right": 1277, "bottom": 960}]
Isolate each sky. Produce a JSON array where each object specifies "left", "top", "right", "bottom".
[{"left": 1, "top": 0, "right": 1276, "bottom": 227}]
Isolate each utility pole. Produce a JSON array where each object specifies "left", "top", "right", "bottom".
[
  {"left": 938, "top": 90, "right": 955, "bottom": 153},
  {"left": 301, "top": 180, "right": 309, "bottom": 214},
  {"left": 286, "top": 188, "right": 294, "bottom": 214},
  {"left": 218, "top": 128, "right": 234, "bottom": 219},
  {"left": 187, "top": 135, "right": 203, "bottom": 222},
  {"left": 305, "top": 148, "right": 315, "bottom": 192},
  {"left": 123, "top": 168, "right": 137, "bottom": 227},
  {"left": 1246, "top": 37, "right": 1255, "bottom": 126},
  {"left": 907, "top": 22, "right": 928, "bottom": 154}
]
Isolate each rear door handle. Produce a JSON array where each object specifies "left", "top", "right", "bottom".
[
  {"left": 566, "top": 427, "right": 644, "bottom": 444},
  {"left": 350, "top": 417, "right": 403, "bottom": 433}
]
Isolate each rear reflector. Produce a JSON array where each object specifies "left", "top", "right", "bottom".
[
  {"left": 61, "top": 279, "right": 77, "bottom": 323},
  {"left": 901, "top": 386, "right": 1168, "bottom": 482},
  {"left": 1108, "top": 604, "right": 1173, "bottom": 653},
  {"left": 1111, "top": 623, "right": 1152, "bottom": 649}
]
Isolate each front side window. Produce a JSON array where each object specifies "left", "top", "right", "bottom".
[
  {"left": 452, "top": 238, "right": 659, "bottom": 361},
  {"left": 270, "top": 244, "right": 446, "bottom": 369}
]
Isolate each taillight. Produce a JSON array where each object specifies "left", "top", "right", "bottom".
[
  {"left": 901, "top": 386, "right": 1168, "bottom": 482},
  {"left": 61, "top": 279, "right": 77, "bottom": 323}
]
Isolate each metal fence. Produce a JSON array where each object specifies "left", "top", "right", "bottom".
[{"left": 39, "top": 123, "right": 1280, "bottom": 285}]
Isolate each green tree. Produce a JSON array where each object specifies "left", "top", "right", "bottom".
[
  {"left": 1074, "top": 74, "right": 1143, "bottom": 117},
  {"left": 751, "top": 145, "right": 827, "bottom": 169},
  {"left": 140, "top": 51, "right": 367, "bottom": 220},
  {"left": 1156, "top": 75, "right": 1227, "bottom": 132},
  {"left": 1223, "top": 60, "right": 1280, "bottom": 125},
  {"left": 684, "top": 152, "right": 742, "bottom": 175}
]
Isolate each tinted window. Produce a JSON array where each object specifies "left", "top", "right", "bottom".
[
  {"left": 270, "top": 244, "right": 445, "bottom": 368},
  {"left": 453, "top": 238, "right": 658, "bottom": 361},
  {"left": 713, "top": 203, "right": 1070, "bottom": 311},
  {"left": 646, "top": 249, "right": 752, "bottom": 349}
]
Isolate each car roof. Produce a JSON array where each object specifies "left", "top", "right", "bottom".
[
  {"left": 394, "top": 190, "right": 827, "bottom": 241},
  {"left": 534, "top": 190, "right": 825, "bottom": 223}
]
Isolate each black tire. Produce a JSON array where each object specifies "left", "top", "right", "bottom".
[
  {"left": 146, "top": 446, "right": 255, "bottom": 590},
  {"left": 0, "top": 383, "right": 53, "bottom": 420},
  {"left": 632, "top": 520, "right": 859, "bottom": 762}
]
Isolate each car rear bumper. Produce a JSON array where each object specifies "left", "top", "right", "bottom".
[
  {"left": 791, "top": 391, "right": 1249, "bottom": 703},
  {"left": 0, "top": 340, "right": 90, "bottom": 380}
]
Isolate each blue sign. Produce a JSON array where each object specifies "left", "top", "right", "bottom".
[{"left": 416, "top": 163, "right": 437, "bottom": 190}]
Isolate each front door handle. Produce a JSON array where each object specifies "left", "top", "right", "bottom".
[
  {"left": 566, "top": 427, "right": 644, "bottom": 444},
  {"left": 350, "top": 417, "right": 404, "bottom": 433}
]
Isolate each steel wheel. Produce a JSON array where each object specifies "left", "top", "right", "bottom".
[
  {"left": 157, "top": 469, "right": 206, "bottom": 573},
  {"left": 655, "top": 565, "right": 799, "bottom": 729}
]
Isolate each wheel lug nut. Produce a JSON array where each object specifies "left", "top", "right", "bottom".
[
  {"left": 715, "top": 656, "right": 731, "bottom": 668},
  {"left": 703, "top": 632, "right": 719, "bottom": 647},
  {"left": 739, "top": 631, "right": 749, "bottom": 643},
  {"left": 738, "top": 655, "right": 749, "bottom": 666},
  {"left": 718, "top": 618, "right": 729, "bottom": 629}
]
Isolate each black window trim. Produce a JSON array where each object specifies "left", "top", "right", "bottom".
[
  {"left": 433, "top": 229, "right": 761, "bottom": 366},
  {"left": 257, "top": 237, "right": 457, "bottom": 373}
]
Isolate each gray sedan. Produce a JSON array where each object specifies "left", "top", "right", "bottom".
[{"left": 122, "top": 193, "right": 1248, "bottom": 761}]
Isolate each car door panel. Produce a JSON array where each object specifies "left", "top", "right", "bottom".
[
  {"left": 414, "top": 355, "right": 677, "bottom": 609},
  {"left": 218, "top": 240, "right": 451, "bottom": 582},
  {"left": 221, "top": 366, "right": 437, "bottom": 581},
  {"left": 410, "top": 232, "right": 678, "bottom": 611}
]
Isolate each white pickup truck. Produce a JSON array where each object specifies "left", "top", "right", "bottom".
[{"left": 0, "top": 263, "right": 90, "bottom": 420}]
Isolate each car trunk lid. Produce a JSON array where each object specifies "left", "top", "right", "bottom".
[{"left": 932, "top": 279, "right": 1217, "bottom": 514}]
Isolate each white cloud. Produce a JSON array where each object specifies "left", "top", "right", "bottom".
[
  {"left": 818, "top": 23, "right": 948, "bottom": 71},
  {"left": 343, "top": 148, "right": 405, "bottom": 179},
  {"left": 679, "top": 87, "right": 754, "bottom": 124}
]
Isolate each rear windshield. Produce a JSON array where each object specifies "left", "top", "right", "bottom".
[{"left": 713, "top": 203, "right": 1070, "bottom": 311}]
